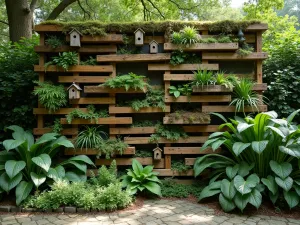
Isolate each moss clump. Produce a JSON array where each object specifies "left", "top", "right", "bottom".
[{"left": 40, "top": 20, "right": 262, "bottom": 35}]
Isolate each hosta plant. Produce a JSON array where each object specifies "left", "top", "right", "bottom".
[
  {"left": 1, "top": 125, "right": 95, "bottom": 205},
  {"left": 121, "top": 159, "right": 162, "bottom": 196},
  {"left": 194, "top": 110, "right": 300, "bottom": 210}
]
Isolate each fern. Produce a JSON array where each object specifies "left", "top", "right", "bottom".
[
  {"left": 149, "top": 123, "right": 188, "bottom": 143},
  {"left": 66, "top": 105, "right": 109, "bottom": 124},
  {"left": 96, "top": 138, "right": 128, "bottom": 159},
  {"left": 45, "top": 35, "right": 64, "bottom": 49},
  {"left": 52, "top": 119, "right": 63, "bottom": 133},
  {"left": 45, "top": 52, "right": 78, "bottom": 71},
  {"left": 33, "top": 81, "right": 67, "bottom": 113},
  {"left": 80, "top": 56, "right": 97, "bottom": 65},
  {"left": 101, "top": 73, "right": 149, "bottom": 91},
  {"left": 130, "top": 88, "right": 165, "bottom": 111}
]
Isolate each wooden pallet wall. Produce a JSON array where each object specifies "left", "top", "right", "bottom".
[{"left": 33, "top": 23, "right": 268, "bottom": 177}]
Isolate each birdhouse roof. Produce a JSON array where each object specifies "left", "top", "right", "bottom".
[
  {"left": 67, "top": 82, "right": 82, "bottom": 91},
  {"left": 149, "top": 40, "right": 158, "bottom": 45},
  {"left": 134, "top": 28, "right": 145, "bottom": 34},
  {"left": 153, "top": 147, "right": 162, "bottom": 152},
  {"left": 69, "top": 28, "right": 83, "bottom": 36}
]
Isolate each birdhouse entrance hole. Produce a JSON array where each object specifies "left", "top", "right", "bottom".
[{"left": 73, "top": 35, "right": 77, "bottom": 38}]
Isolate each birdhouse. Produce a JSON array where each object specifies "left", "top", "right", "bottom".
[
  {"left": 153, "top": 147, "right": 162, "bottom": 160},
  {"left": 67, "top": 82, "right": 82, "bottom": 99},
  {"left": 134, "top": 28, "right": 145, "bottom": 46},
  {"left": 69, "top": 29, "right": 82, "bottom": 47},
  {"left": 149, "top": 40, "right": 158, "bottom": 54}
]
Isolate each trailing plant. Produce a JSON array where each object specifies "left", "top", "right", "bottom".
[
  {"left": 1, "top": 126, "right": 95, "bottom": 205},
  {"left": 45, "top": 52, "right": 78, "bottom": 71},
  {"left": 90, "top": 160, "right": 118, "bottom": 187},
  {"left": 51, "top": 119, "right": 63, "bottom": 134},
  {"left": 101, "top": 73, "right": 149, "bottom": 91},
  {"left": 95, "top": 138, "right": 128, "bottom": 159},
  {"left": 135, "top": 149, "right": 152, "bottom": 158},
  {"left": 80, "top": 56, "right": 97, "bottom": 65},
  {"left": 236, "top": 43, "right": 254, "bottom": 56},
  {"left": 130, "top": 88, "right": 165, "bottom": 111},
  {"left": 167, "top": 110, "right": 211, "bottom": 124},
  {"left": 194, "top": 110, "right": 300, "bottom": 211},
  {"left": 170, "top": 51, "right": 201, "bottom": 65},
  {"left": 230, "top": 78, "right": 265, "bottom": 115},
  {"left": 33, "top": 81, "right": 67, "bottom": 113},
  {"left": 75, "top": 126, "right": 107, "bottom": 150},
  {"left": 169, "top": 84, "right": 192, "bottom": 98},
  {"left": 66, "top": 105, "right": 109, "bottom": 124},
  {"left": 149, "top": 123, "right": 188, "bottom": 143},
  {"left": 45, "top": 36, "right": 64, "bottom": 49},
  {"left": 171, "top": 160, "right": 191, "bottom": 174},
  {"left": 121, "top": 159, "right": 162, "bottom": 196}
]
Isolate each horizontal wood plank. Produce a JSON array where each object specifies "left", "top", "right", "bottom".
[
  {"left": 164, "top": 73, "right": 255, "bottom": 81},
  {"left": 95, "top": 157, "right": 164, "bottom": 168},
  {"left": 164, "top": 147, "right": 221, "bottom": 155},
  {"left": 163, "top": 117, "right": 210, "bottom": 124},
  {"left": 109, "top": 106, "right": 170, "bottom": 114},
  {"left": 153, "top": 169, "right": 194, "bottom": 176},
  {"left": 59, "top": 76, "right": 109, "bottom": 83},
  {"left": 182, "top": 125, "right": 219, "bottom": 133},
  {"left": 66, "top": 34, "right": 123, "bottom": 43},
  {"left": 33, "top": 108, "right": 87, "bottom": 115},
  {"left": 165, "top": 95, "right": 231, "bottom": 103},
  {"left": 35, "top": 65, "right": 114, "bottom": 73},
  {"left": 202, "top": 52, "right": 268, "bottom": 60},
  {"left": 84, "top": 86, "right": 146, "bottom": 93},
  {"left": 201, "top": 34, "right": 256, "bottom": 43},
  {"left": 64, "top": 147, "right": 135, "bottom": 155},
  {"left": 69, "top": 97, "right": 115, "bottom": 104},
  {"left": 164, "top": 43, "right": 238, "bottom": 51},
  {"left": 60, "top": 117, "right": 132, "bottom": 125},
  {"left": 124, "top": 136, "right": 208, "bottom": 144},
  {"left": 185, "top": 158, "right": 196, "bottom": 165},
  {"left": 148, "top": 64, "right": 219, "bottom": 71},
  {"left": 33, "top": 128, "right": 78, "bottom": 136},
  {"left": 34, "top": 45, "right": 117, "bottom": 53},
  {"left": 202, "top": 105, "right": 268, "bottom": 112},
  {"left": 245, "top": 23, "right": 268, "bottom": 31},
  {"left": 97, "top": 53, "right": 171, "bottom": 62},
  {"left": 192, "top": 85, "right": 231, "bottom": 93}
]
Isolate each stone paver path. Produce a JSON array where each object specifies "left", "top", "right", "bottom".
[{"left": 0, "top": 199, "right": 299, "bottom": 225}]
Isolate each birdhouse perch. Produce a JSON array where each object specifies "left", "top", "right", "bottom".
[
  {"left": 153, "top": 147, "right": 162, "bottom": 160},
  {"left": 67, "top": 82, "right": 82, "bottom": 99}
]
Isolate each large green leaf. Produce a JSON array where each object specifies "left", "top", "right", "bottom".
[
  {"left": 132, "top": 159, "right": 143, "bottom": 174},
  {"left": 253, "top": 113, "right": 271, "bottom": 140},
  {"left": 261, "top": 175, "right": 278, "bottom": 195},
  {"left": 0, "top": 151, "right": 15, "bottom": 163},
  {"left": 5, "top": 160, "right": 26, "bottom": 179},
  {"left": 2, "top": 139, "right": 25, "bottom": 151},
  {"left": 6, "top": 125, "right": 25, "bottom": 134},
  {"left": 221, "top": 179, "right": 236, "bottom": 200},
  {"left": 198, "top": 181, "right": 221, "bottom": 201},
  {"left": 146, "top": 175, "right": 160, "bottom": 183},
  {"left": 294, "top": 185, "right": 300, "bottom": 196},
  {"left": 226, "top": 165, "right": 239, "bottom": 180},
  {"left": 143, "top": 181, "right": 162, "bottom": 196},
  {"left": 284, "top": 191, "right": 299, "bottom": 209},
  {"left": 16, "top": 181, "right": 33, "bottom": 206},
  {"left": 251, "top": 140, "right": 268, "bottom": 154},
  {"left": 237, "top": 162, "right": 254, "bottom": 177},
  {"left": 51, "top": 137, "right": 74, "bottom": 149},
  {"left": 65, "top": 171, "right": 86, "bottom": 182},
  {"left": 269, "top": 191, "right": 279, "bottom": 205},
  {"left": 275, "top": 176, "right": 293, "bottom": 191},
  {"left": 0, "top": 173, "right": 22, "bottom": 192},
  {"left": 67, "top": 155, "right": 94, "bottom": 166},
  {"left": 286, "top": 109, "right": 300, "bottom": 123},
  {"left": 143, "top": 165, "right": 154, "bottom": 175},
  {"left": 249, "top": 188, "right": 262, "bottom": 209},
  {"left": 30, "top": 172, "right": 46, "bottom": 188},
  {"left": 35, "top": 133, "right": 58, "bottom": 145},
  {"left": 270, "top": 160, "right": 292, "bottom": 179},
  {"left": 64, "top": 161, "right": 87, "bottom": 173},
  {"left": 219, "top": 193, "right": 236, "bottom": 212},
  {"left": 234, "top": 192, "right": 250, "bottom": 212},
  {"left": 279, "top": 145, "right": 300, "bottom": 158},
  {"left": 232, "top": 142, "right": 251, "bottom": 156},
  {"left": 237, "top": 123, "right": 254, "bottom": 133},
  {"left": 266, "top": 126, "right": 285, "bottom": 138},
  {"left": 234, "top": 174, "right": 260, "bottom": 195},
  {"left": 47, "top": 166, "right": 65, "bottom": 180},
  {"left": 211, "top": 139, "right": 226, "bottom": 151},
  {"left": 32, "top": 154, "right": 51, "bottom": 172}
]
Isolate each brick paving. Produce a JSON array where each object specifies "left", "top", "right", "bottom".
[{"left": 0, "top": 199, "right": 299, "bottom": 225}]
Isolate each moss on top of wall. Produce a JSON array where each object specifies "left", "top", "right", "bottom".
[{"left": 41, "top": 20, "right": 262, "bottom": 35}]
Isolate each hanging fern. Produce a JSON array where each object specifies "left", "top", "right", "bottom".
[{"left": 66, "top": 105, "right": 109, "bottom": 124}]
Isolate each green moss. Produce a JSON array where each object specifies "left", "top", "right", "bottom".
[{"left": 41, "top": 20, "right": 262, "bottom": 34}]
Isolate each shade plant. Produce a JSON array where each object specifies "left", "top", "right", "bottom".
[
  {"left": 45, "top": 52, "right": 78, "bottom": 71},
  {"left": 194, "top": 110, "right": 300, "bottom": 211},
  {"left": 0, "top": 125, "right": 95, "bottom": 205}
]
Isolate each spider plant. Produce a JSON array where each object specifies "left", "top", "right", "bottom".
[
  {"left": 215, "top": 72, "right": 235, "bottom": 90},
  {"left": 193, "top": 70, "right": 215, "bottom": 87},
  {"left": 75, "top": 126, "right": 107, "bottom": 150},
  {"left": 230, "top": 78, "right": 264, "bottom": 115},
  {"left": 180, "top": 26, "right": 199, "bottom": 46}
]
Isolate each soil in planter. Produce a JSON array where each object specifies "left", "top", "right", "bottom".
[{"left": 167, "top": 110, "right": 210, "bottom": 124}]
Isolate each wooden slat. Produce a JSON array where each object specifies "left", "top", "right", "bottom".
[
  {"left": 64, "top": 147, "right": 135, "bottom": 155},
  {"left": 35, "top": 65, "right": 113, "bottom": 73},
  {"left": 185, "top": 158, "right": 196, "bottom": 165},
  {"left": 60, "top": 117, "right": 132, "bottom": 125},
  {"left": 84, "top": 86, "right": 146, "bottom": 93},
  {"left": 34, "top": 45, "right": 117, "bottom": 53},
  {"left": 33, "top": 108, "right": 88, "bottom": 115},
  {"left": 95, "top": 157, "right": 164, "bottom": 168},
  {"left": 144, "top": 36, "right": 164, "bottom": 43},
  {"left": 66, "top": 34, "right": 123, "bottom": 43},
  {"left": 245, "top": 23, "right": 268, "bottom": 31},
  {"left": 163, "top": 117, "right": 210, "bottom": 124},
  {"left": 192, "top": 85, "right": 231, "bottom": 93},
  {"left": 69, "top": 97, "right": 115, "bottom": 104},
  {"left": 182, "top": 125, "right": 219, "bottom": 133},
  {"left": 97, "top": 53, "right": 171, "bottom": 62},
  {"left": 33, "top": 128, "right": 78, "bottom": 135},
  {"left": 164, "top": 43, "right": 238, "bottom": 51},
  {"left": 252, "top": 83, "right": 267, "bottom": 91},
  {"left": 165, "top": 95, "right": 231, "bottom": 103},
  {"left": 110, "top": 127, "right": 156, "bottom": 135},
  {"left": 201, "top": 34, "right": 255, "bottom": 43},
  {"left": 164, "top": 147, "right": 221, "bottom": 155},
  {"left": 34, "top": 25, "right": 63, "bottom": 32},
  {"left": 124, "top": 136, "right": 208, "bottom": 144},
  {"left": 109, "top": 106, "right": 170, "bottom": 114},
  {"left": 148, "top": 64, "right": 219, "bottom": 71},
  {"left": 202, "top": 52, "right": 268, "bottom": 60},
  {"left": 163, "top": 73, "right": 255, "bottom": 81},
  {"left": 153, "top": 169, "right": 194, "bottom": 176},
  {"left": 202, "top": 105, "right": 268, "bottom": 112},
  {"left": 59, "top": 76, "right": 109, "bottom": 83}
]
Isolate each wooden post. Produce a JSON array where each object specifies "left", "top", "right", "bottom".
[
  {"left": 164, "top": 71, "right": 171, "bottom": 169},
  {"left": 37, "top": 33, "right": 45, "bottom": 129}
]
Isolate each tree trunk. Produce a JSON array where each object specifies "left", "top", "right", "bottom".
[{"left": 5, "top": 0, "right": 33, "bottom": 42}]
